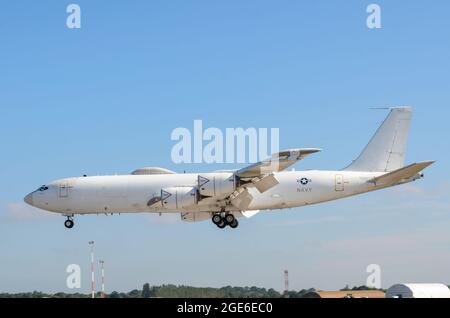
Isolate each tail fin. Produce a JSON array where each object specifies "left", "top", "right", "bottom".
[{"left": 345, "top": 107, "right": 413, "bottom": 172}]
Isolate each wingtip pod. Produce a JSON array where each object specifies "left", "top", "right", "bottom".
[{"left": 299, "top": 148, "right": 322, "bottom": 154}]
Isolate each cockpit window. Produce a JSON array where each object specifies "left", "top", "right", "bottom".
[{"left": 38, "top": 185, "right": 49, "bottom": 192}]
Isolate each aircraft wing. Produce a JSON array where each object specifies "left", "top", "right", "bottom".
[
  {"left": 226, "top": 149, "right": 321, "bottom": 206},
  {"left": 236, "top": 148, "right": 321, "bottom": 178},
  {"left": 368, "top": 161, "right": 435, "bottom": 186}
]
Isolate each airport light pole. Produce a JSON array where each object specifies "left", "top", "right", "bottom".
[
  {"left": 284, "top": 270, "right": 289, "bottom": 298},
  {"left": 99, "top": 260, "right": 105, "bottom": 298},
  {"left": 89, "top": 241, "right": 95, "bottom": 298}
]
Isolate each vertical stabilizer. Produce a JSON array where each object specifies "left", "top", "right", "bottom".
[{"left": 345, "top": 107, "right": 413, "bottom": 172}]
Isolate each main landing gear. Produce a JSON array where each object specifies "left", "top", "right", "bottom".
[
  {"left": 64, "top": 216, "right": 74, "bottom": 229},
  {"left": 212, "top": 213, "right": 239, "bottom": 229}
]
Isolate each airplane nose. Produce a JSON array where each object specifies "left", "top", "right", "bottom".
[{"left": 24, "top": 193, "right": 34, "bottom": 206}]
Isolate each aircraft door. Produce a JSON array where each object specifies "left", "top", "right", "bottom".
[
  {"left": 59, "top": 182, "right": 69, "bottom": 198},
  {"left": 335, "top": 174, "right": 344, "bottom": 191}
]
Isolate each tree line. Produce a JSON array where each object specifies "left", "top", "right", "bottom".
[{"left": 0, "top": 284, "right": 386, "bottom": 298}]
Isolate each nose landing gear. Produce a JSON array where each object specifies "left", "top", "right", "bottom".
[
  {"left": 64, "top": 216, "right": 74, "bottom": 229},
  {"left": 211, "top": 213, "right": 239, "bottom": 229}
]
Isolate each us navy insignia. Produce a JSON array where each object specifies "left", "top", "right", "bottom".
[
  {"left": 298, "top": 178, "right": 311, "bottom": 185},
  {"left": 297, "top": 178, "right": 312, "bottom": 192}
]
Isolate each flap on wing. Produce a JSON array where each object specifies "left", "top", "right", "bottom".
[
  {"left": 230, "top": 188, "right": 253, "bottom": 210},
  {"left": 251, "top": 174, "right": 279, "bottom": 193},
  {"left": 236, "top": 148, "right": 321, "bottom": 178},
  {"left": 241, "top": 210, "right": 260, "bottom": 218},
  {"left": 368, "top": 161, "right": 435, "bottom": 186}
]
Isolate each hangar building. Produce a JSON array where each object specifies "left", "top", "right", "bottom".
[{"left": 386, "top": 284, "right": 450, "bottom": 298}]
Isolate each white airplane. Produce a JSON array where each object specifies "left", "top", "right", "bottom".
[{"left": 24, "top": 107, "right": 434, "bottom": 230}]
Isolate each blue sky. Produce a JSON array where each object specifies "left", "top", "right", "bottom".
[{"left": 1, "top": 1, "right": 450, "bottom": 293}]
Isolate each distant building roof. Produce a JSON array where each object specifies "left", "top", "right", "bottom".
[
  {"left": 303, "top": 290, "right": 385, "bottom": 298},
  {"left": 386, "top": 284, "right": 450, "bottom": 298}
]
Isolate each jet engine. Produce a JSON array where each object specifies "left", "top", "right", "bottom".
[
  {"left": 160, "top": 187, "right": 197, "bottom": 210},
  {"left": 197, "top": 173, "right": 236, "bottom": 200}
]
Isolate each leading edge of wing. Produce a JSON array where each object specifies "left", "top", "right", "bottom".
[{"left": 236, "top": 148, "right": 322, "bottom": 178}]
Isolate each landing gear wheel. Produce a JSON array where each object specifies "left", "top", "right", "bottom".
[
  {"left": 212, "top": 214, "right": 222, "bottom": 225},
  {"left": 216, "top": 220, "right": 226, "bottom": 229},
  {"left": 64, "top": 218, "right": 74, "bottom": 229},
  {"left": 225, "top": 214, "right": 235, "bottom": 224},
  {"left": 229, "top": 219, "right": 239, "bottom": 229}
]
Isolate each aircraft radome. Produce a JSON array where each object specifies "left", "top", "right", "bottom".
[{"left": 24, "top": 107, "right": 435, "bottom": 230}]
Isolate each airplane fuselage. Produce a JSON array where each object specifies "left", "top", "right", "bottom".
[{"left": 27, "top": 170, "right": 385, "bottom": 216}]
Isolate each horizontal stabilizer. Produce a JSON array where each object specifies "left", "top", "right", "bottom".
[{"left": 368, "top": 161, "right": 435, "bottom": 186}]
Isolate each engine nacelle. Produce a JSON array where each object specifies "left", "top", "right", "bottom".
[
  {"left": 161, "top": 187, "right": 197, "bottom": 210},
  {"left": 198, "top": 173, "right": 236, "bottom": 200}
]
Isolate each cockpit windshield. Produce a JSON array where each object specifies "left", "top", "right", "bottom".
[{"left": 38, "top": 185, "right": 49, "bottom": 192}]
